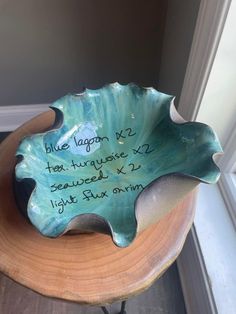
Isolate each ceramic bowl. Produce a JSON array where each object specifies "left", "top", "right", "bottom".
[{"left": 15, "top": 83, "right": 222, "bottom": 247}]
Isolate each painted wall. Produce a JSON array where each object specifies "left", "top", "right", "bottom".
[
  {"left": 0, "top": 0, "right": 200, "bottom": 107},
  {"left": 158, "top": 0, "right": 201, "bottom": 104},
  {"left": 0, "top": 0, "right": 167, "bottom": 106}
]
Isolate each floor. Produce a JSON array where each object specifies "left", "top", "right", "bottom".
[
  {"left": 0, "top": 132, "right": 11, "bottom": 142},
  {"left": 0, "top": 132, "right": 186, "bottom": 314},
  {"left": 0, "top": 263, "right": 186, "bottom": 314}
]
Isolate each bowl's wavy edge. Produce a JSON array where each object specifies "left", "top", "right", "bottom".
[{"left": 15, "top": 82, "right": 223, "bottom": 247}]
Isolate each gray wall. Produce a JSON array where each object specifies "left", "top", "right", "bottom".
[
  {"left": 158, "top": 0, "right": 201, "bottom": 104},
  {"left": 0, "top": 0, "right": 167, "bottom": 106}
]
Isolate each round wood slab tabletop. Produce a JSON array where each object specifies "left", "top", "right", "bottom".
[{"left": 0, "top": 111, "right": 196, "bottom": 305}]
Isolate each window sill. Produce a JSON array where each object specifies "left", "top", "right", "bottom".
[
  {"left": 219, "top": 173, "right": 236, "bottom": 228},
  {"left": 178, "top": 183, "right": 236, "bottom": 314}
]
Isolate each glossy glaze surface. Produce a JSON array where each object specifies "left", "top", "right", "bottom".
[{"left": 15, "top": 83, "right": 222, "bottom": 247}]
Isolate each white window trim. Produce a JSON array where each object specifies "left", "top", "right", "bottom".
[
  {"left": 178, "top": 0, "right": 232, "bottom": 121},
  {"left": 177, "top": 0, "right": 236, "bottom": 313},
  {"left": 218, "top": 124, "right": 236, "bottom": 227},
  {"left": 218, "top": 122, "right": 236, "bottom": 173},
  {"left": 219, "top": 173, "right": 236, "bottom": 226}
]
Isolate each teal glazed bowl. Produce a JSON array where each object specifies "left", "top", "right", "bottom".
[{"left": 15, "top": 83, "right": 222, "bottom": 247}]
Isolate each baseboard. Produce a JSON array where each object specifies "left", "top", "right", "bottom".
[
  {"left": 0, "top": 104, "right": 49, "bottom": 132},
  {"left": 177, "top": 227, "right": 217, "bottom": 314}
]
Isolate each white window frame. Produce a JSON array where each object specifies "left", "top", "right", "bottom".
[
  {"left": 178, "top": 0, "right": 236, "bottom": 222},
  {"left": 218, "top": 125, "right": 236, "bottom": 226},
  {"left": 177, "top": 0, "right": 236, "bottom": 314},
  {"left": 178, "top": 0, "right": 232, "bottom": 122}
]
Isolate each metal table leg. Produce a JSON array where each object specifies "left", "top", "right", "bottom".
[
  {"left": 101, "top": 300, "right": 127, "bottom": 314},
  {"left": 119, "top": 300, "right": 127, "bottom": 314},
  {"left": 101, "top": 306, "right": 110, "bottom": 314}
]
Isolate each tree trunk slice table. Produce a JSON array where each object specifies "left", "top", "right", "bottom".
[{"left": 0, "top": 111, "right": 196, "bottom": 306}]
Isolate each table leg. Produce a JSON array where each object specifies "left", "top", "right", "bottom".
[
  {"left": 101, "top": 300, "right": 127, "bottom": 314},
  {"left": 119, "top": 300, "right": 127, "bottom": 314},
  {"left": 101, "top": 306, "right": 110, "bottom": 314}
]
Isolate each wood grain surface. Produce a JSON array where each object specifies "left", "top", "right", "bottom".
[{"left": 0, "top": 111, "right": 196, "bottom": 305}]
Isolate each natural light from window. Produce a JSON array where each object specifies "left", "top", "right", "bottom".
[{"left": 196, "top": 0, "right": 236, "bottom": 223}]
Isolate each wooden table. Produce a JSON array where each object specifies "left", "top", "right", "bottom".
[{"left": 0, "top": 111, "right": 196, "bottom": 313}]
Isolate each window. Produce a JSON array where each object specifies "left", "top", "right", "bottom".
[
  {"left": 177, "top": 1, "right": 236, "bottom": 313},
  {"left": 178, "top": 0, "right": 236, "bottom": 222},
  {"left": 218, "top": 126, "right": 236, "bottom": 226},
  {"left": 196, "top": 0, "right": 236, "bottom": 225}
]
